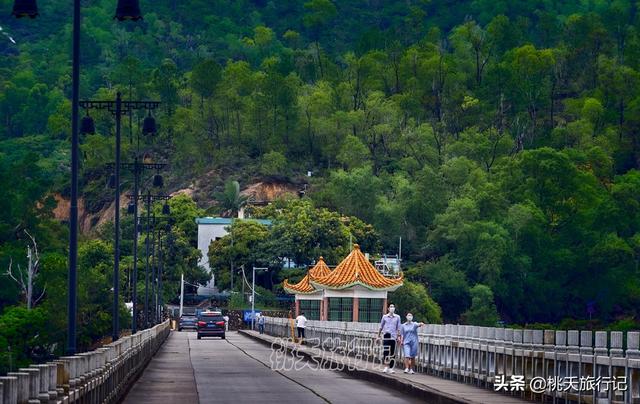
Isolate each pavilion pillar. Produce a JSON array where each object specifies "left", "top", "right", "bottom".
[
  {"left": 295, "top": 299, "right": 300, "bottom": 317},
  {"left": 353, "top": 297, "right": 359, "bottom": 322},
  {"left": 322, "top": 297, "right": 329, "bottom": 321},
  {"left": 382, "top": 297, "right": 387, "bottom": 314}
]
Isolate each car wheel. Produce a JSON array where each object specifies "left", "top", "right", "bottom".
[
  {"left": 197, "top": 335, "right": 202, "bottom": 340},
  {"left": 221, "top": 334, "right": 225, "bottom": 339},
  {"left": 178, "top": 328, "right": 182, "bottom": 332}
]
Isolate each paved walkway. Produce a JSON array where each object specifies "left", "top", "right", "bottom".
[
  {"left": 123, "top": 330, "right": 199, "bottom": 403},
  {"left": 123, "top": 331, "right": 425, "bottom": 404},
  {"left": 241, "top": 330, "right": 529, "bottom": 404}
]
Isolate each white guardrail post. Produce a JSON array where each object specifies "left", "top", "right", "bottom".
[
  {"left": 260, "top": 316, "right": 640, "bottom": 403},
  {"left": 0, "top": 320, "right": 170, "bottom": 404}
]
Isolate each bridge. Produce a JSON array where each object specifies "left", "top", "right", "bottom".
[{"left": 0, "top": 318, "right": 638, "bottom": 403}]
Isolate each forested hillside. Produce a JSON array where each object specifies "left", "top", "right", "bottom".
[{"left": 2, "top": 0, "right": 640, "bottom": 368}]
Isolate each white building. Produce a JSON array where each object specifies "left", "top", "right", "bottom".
[{"left": 196, "top": 217, "right": 272, "bottom": 295}]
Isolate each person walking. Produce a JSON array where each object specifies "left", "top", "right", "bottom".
[
  {"left": 258, "top": 313, "right": 265, "bottom": 334},
  {"left": 377, "top": 303, "right": 401, "bottom": 373},
  {"left": 295, "top": 312, "right": 307, "bottom": 343},
  {"left": 399, "top": 313, "right": 425, "bottom": 374}
]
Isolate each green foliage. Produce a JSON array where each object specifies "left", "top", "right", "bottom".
[
  {"left": 214, "top": 180, "right": 249, "bottom": 217},
  {"left": 3, "top": 0, "right": 640, "bottom": 349},
  {"left": 408, "top": 257, "right": 471, "bottom": 323},
  {"left": 461, "top": 284, "right": 500, "bottom": 326},
  {"left": 209, "top": 199, "right": 381, "bottom": 292},
  {"left": 389, "top": 280, "right": 442, "bottom": 324},
  {"left": 0, "top": 306, "right": 50, "bottom": 374},
  {"left": 260, "top": 151, "right": 288, "bottom": 177}
]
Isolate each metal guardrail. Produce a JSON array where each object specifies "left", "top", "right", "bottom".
[
  {"left": 0, "top": 320, "right": 170, "bottom": 404},
  {"left": 263, "top": 317, "right": 640, "bottom": 403}
]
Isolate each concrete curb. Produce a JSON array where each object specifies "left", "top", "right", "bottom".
[{"left": 239, "top": 330, "right": 472, "bottom": 404}]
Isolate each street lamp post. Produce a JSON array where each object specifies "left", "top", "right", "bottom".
[
  {"left": 129, "top": 192, "right": 171, "bottom": 328},
  {"left": 12, "top": 0, "right": 145, "bottom": 352},
  {"left": 144, "top": 192, "right": 151, "bottom": 329},
  {"left": 154, "top": 220, "right": 171, "bottom": 324},
  {"left": 120, "top": 161, "right": 164, "bottom": 333},
  {"left": 157, "top": 228, "right": 164, "bottom": 323},
  {"left": 150, "top": 210, "right": 157, "bottom": 324},
  {"left": 251, "top": 267, "right": 268, "bottom": 331},
  {"left": 80, "top": 96, "right": 160, "bottom": 341}
]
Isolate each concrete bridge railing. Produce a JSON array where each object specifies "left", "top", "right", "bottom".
[
  {"left": 0, "top": 320, "right": 170, "bottom": 404},
  {"left": 263, "top": 317, "right": 640, "bottom": 404}
]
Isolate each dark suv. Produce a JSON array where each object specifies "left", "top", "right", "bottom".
[{"left": 196, "top": 312, "right": 226, "bottom": 340}]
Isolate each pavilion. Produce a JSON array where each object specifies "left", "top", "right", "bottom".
[{"left": 283, "top": 244, "right": 403, "bottom": 322}]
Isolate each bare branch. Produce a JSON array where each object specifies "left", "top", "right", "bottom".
[
  {"left": 34, "top": 286, "right": 46, "bottom": 305},
  {"left": 23, "top": 229, "right": 39, "bottom": 266},
  {"left": 4, "top": 258, "right": 26, "bottom": 291}
]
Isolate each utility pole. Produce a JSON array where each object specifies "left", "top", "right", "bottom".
[
  {"left": 251, "top": 267, "right": 268, "bottom": 331},
  {"left": 398, "top": 236, "right": 402, "bottom": 273},
  {"left": 230, "top": 232, "right": 234, "bottom": 291},
  {"left": 144, "top": 191, "right": 151, "bottom": 328},
  {"left": 83, "top": 97, "right": 161, "bottom": 335},
  {"left": 179, "top": 273, "right": 184, "bottom": 317},
  {"left": 112, "top": 93, "right": 122, "bottom": 342},
  {"left": 151, "top": 211, "right": 157, "bottom": 325},
  {"left": 157, "top": 229, "right": 163, "bottom": 323},
  {"left": 129, "top": 192, "right": 170, "bottom": 328}
]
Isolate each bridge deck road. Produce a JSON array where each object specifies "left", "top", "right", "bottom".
[{"left": 123, "top": 331, "right": 423, "bottom": 404}]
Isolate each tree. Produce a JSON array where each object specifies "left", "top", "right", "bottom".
[
  {"left": 152, "top": 59, "right": 180, "bottom": 115},
  {"left": 208, "top": 220, "right": 273, "bottom": 290},
  {"left": 504, "top": 45, "right": 555, "bottom": 136},
  {"left": 461, "top": 284, "right": 499, "bottom": 326},
  {"left": 388, "top": 280, "right": 442, "bottom": 324},
  {"left": 214, "top": 180, "right": 249, "bottom": 217},
  {"left": 190, "top": 59, "right": 222, "bottom": 113},
  {"left": 409, "top": 257, "right": 471, "bottom": 322},
  {"left": 450, "top": 20, "right": 493, "bottom": 86},
  {"left": 303, "top": 0, "right": 337, "bottom": 78},
  {"left": 260, "top": 151, "right": 288, "bottom": 177},
  {"left": 4, "top": 230, "right": 44, "bottom": 310},
  {"left": 336, "top": 135, "right": 369, "bottom": 169}
]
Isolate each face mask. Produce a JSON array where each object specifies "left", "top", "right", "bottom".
[
  {"left": 389, "top": 307, "right": 395, "bottom": 314},
  {"left": 406, "top": 315, "right": 413, "bottom": 322}
]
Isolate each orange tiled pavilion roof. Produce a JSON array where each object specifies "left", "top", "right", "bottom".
[
  {"left": 310, "top": 244, "right": 403, "bottom": 291},
  {"left": 282, "top": 256, "right": 332, "bottom": 294}
]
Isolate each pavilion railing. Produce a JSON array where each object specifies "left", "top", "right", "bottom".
[
  {"left": 262, "top": 317, "right": 640, "bottom": 404},
  {"left": 0, "top": 320, "right": 170, "bottom": 404}
]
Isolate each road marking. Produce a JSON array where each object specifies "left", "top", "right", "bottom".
[
  {"left": 187, "top": 333, "right": 201, "bottom": 404},
  {"left": 224, "top": 335, "right": 331, "bottom": 403}
]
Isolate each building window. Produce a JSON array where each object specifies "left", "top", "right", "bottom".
[
  {"left": 328, "top": 297, "right": 353, "bottom": 321},
  {"left": 299, "top": 299, "right": 320, "bottom": 320},
  {"left": 358, "top": 298, "right": 384, "bottom": 322}
]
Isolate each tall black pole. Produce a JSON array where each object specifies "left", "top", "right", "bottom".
[
  {"left": 158, "top": 230, "right": 163, "bottom": 324},
  {"left": 144, "top": 192, "right": 151, "bottom": 329},
  {"left": 131, "top": 158, "right": 140, "bottom": 334},
  {"left": 151, "top": 212, "right": 157, "bottom": 325},
  {"left": 67, "top": 0, "right": 81, "bottom": 356},
  {"left": 112, "top": 92, "right": 122, "bottom": 342}
]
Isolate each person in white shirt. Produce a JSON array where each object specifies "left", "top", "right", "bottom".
[{"left": 295, "top": 312, "right": 307, "bottom": 342}]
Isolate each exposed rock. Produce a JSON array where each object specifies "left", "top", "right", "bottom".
[
  {"left": 50, "top": 177, "right": 303, "bottom": 234},
  {"left": 52, "top": 193, "right": 129, "bottom": 235},
  {"left": 240, "top": 180, "right": 299, "bottom": 202}
]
